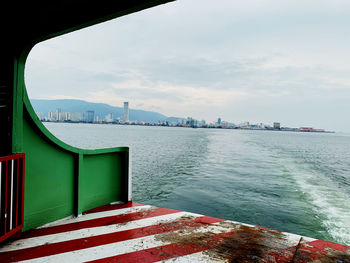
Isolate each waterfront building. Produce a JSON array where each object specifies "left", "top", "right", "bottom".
[
  {"left": 273, "top": 122, "right": 281, "bottom": 129},
  {"left": 123, "top": 102, "right": 129, "bottom": 122},
  {"left": 105, "top": 113, "right": 113, "bottom": 123},
  {"left": 67, "top": 112, "right": 82, "bottom": 122},
  {"left": 58, "top": 112, "right": 68, "bottom": 122},
  {"left": 94, "top": 116, "right": 101, "bottom": 123},
  {"left": 57, "top": 108, "right": 61, "bottom": 121},
  {"left": 222, "top": 121, "right": 229, "bottom": 128},
  {"left": 48, "top": 111, "right": 58, "bottom": 121},
  {"left": 299, "top": 127, "right": 313, "bottom": 132},
  {"left": 84, "top": 110, "right": 95, "bottom": 123}
]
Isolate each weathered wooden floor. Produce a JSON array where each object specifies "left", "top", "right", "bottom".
[{"left": 0, "top": 202, "right": 349, "bottom": 262}]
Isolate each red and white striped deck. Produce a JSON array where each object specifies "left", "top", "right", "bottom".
[{"left": 0, "top": 202, "right": 349, "bottom": 262}]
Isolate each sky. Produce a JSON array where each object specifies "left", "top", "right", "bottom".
[{"left": 25, "top": 0, "right": 350, "bottom": 131}]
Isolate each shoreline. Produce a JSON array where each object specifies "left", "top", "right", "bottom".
[{"left": 42, "top": 120, "right": 335, "bottom": 134}]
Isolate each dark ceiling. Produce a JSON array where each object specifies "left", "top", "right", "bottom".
[{"left": 2, "top": 0, "right": 174, "bottom": 50}]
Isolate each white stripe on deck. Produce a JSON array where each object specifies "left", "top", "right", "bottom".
[
  {"left": 0, "top": 211, "right": 201, "bottom": 252},
  {"left": 38, "top": 205, "right": 152, "bottom": 228},
  {"left": 19, "top": 223, "right": 231, "bottom": 263},
  {"left": 160, "top": 251, "right": 226, "bottom": 263}
]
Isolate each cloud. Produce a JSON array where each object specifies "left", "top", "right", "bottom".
[{"left": 25, "top": 0, "right": 350, "bottom": 131}]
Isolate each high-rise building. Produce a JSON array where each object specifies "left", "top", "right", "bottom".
[
  {"left": 58, "top": 112, "right": 68, "bottom": 122},
  {"left": 217, "top": 117, "right": 221, "bottom": 125},
  {"left": 57, "top": 108, "right": 61, "bottom": 121},
  {"left": 123, "top": 102, "right": 129, "bottom": 122},
  {"left": 49, "top": 111, "right": 58, "bottom": 121},
  {"left": 87, "top": 110, "right": 95, "bottom": 123},
  {"left": 273, "top": 122, "right": 280, "bottom": 129},
  {"left": 67, "top": 112, "right": 82, "bottom": 122},
  {"left": 105, "top": 113, "right": 113, "bottom": 123}
]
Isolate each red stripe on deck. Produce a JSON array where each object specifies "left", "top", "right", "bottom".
[
  {"left": 269, "top": 239, "right": 350, "bottom": 263},
  {"left": 194, "top": 216, "right": 225, "bottom": 224},
  {"left": 301, "top": 239, "right": 349, "bottom": 253},
  {"left": 292, "top": 239, "right": 350, "bottom": 262},
  {"left": 83, "top": 202, "right": 144, "bottom": 215},
  {"left": 0, "top": 216, "right": 224, "bottom": 262},
  {"left": 90, "top": 243, "right": 206, "bottom": 263},
  {"left": 21, "top": 208, "right": 179, "bottom": 239},
  {"left": 88, "top": 231, "right": 239, "bottom": 263}
]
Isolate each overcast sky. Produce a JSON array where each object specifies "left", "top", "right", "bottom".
[{"left": 25, "top": 0, "right": 350, "bottom": 131}]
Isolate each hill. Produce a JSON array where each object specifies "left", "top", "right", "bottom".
[{"left": 30, "top": 99, "right": 168, "bottom": 123}]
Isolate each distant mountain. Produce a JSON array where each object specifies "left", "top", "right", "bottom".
[{"left": 30, "top": 99, "right": 168, "bottom": 122}]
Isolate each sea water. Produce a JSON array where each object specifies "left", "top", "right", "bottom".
[{"left": 44, "top": 122, "right": 350, "bottom": 245}]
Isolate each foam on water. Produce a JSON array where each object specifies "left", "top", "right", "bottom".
[{"left": 284, "top": 158, "right": 350, "bottom": 245}]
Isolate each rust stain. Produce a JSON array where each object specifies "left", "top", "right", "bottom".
[
  {"left": 134, "top": 212, "right": 350, "bottom": 263},
  {"left": 138, "top": 206, "right": 158, "bottom": 216},
  {"left": 155, "top": 220, "right": 295, "bottom": 262},
  {"left": 206, "top": 224, "right": 293, "bottom": 263},
  {"left": 206, "top": 225, "right": 266, "bottom": 263},
  {"left": 158, "top": 215, "right": 196, "bottom": 225},
  {"left": 292, "top": 240, "right": 350, "bottom": 263},
  {"left": 155, "top": 218, "right": 230, "bottom": 249},
  {"left": 324, "top": 249, "right": 350, "bottom": 263},
  {"left": 156, "top": 225, "right": 217, "bottom": 246}
]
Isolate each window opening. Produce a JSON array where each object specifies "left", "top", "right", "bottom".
[{"left": 25, "top": 0, "right": 350, "bottom": 246}]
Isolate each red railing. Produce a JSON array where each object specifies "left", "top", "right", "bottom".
[{"left": 0, "top": 153, "right": 25, "bottom": 243}]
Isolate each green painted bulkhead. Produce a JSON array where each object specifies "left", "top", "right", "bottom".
[
  {"left": 23, "top": 95, "right": 130, "bottom": 229},
  {"left": 0, "top": 0, "right": 173, "bottom": 231}
]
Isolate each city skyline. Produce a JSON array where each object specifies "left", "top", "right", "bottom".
[
  {"left": 39, "top": 109, "right": 332, "bottom": 133},
  {"left": 25, "top": 0, "right": 350, "bottom": 132},
  {"left": 36, "top": 100, "right": 331, "bottom": 133}
]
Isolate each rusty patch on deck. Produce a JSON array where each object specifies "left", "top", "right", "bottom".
[
  {"left": 139, "top": 206, "right": 158, "bottom": 215},
  {"left": 292, "top": 239, "right": 350, "bottom": 263},
  {"left": 315, "top": 251, "right": 350, "bottom": 263},
  {"left": 113, "top": 206, "right": 158, "bottom": 228},
  {"left": 206, "top": 224, "right": 292, "bottom": 262},
  {"left": 155, "top": 217, "right": 350, "bottom": 262},
  {"left": 155, "top": 220, "right": 293, "bottom": 262},
  {"left": 207, "top": 225, "right": 270, "bottom": 262},
  {"left": 155, "top": 215, "right": 196, "bottom": 228},
  {"left": 154, "top": 215, "right": 218, "bottom": 245},
  {"left": 156, "top": 225, "right": 215, "bottom": 246},
  {"left": 323, "top": 250, "right": 350, "bottom": 263}
]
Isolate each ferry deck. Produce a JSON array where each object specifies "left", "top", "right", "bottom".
[{"left": 0, "top": 202, "right": 349, "bottom": 262}]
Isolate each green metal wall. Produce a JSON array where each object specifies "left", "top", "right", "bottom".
[
  {"left": 22, "top": 98, "right": 130, "bottom": 230},
  {"left": 22, "top": 116, "right": 75, "bottom": 229},
  {"left": 80, "top": 153, "right": 129, "bottom": 212},
  {"left": 2, "top": 0, "right": 174, "bottom": 232}
]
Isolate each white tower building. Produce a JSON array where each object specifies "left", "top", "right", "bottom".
[{"left": 123, "top": 102, "right": 129, "bottom": 122}]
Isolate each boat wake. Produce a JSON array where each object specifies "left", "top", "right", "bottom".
[{"left": 284, "top": 159, "right": 350, "bottom": 246}]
